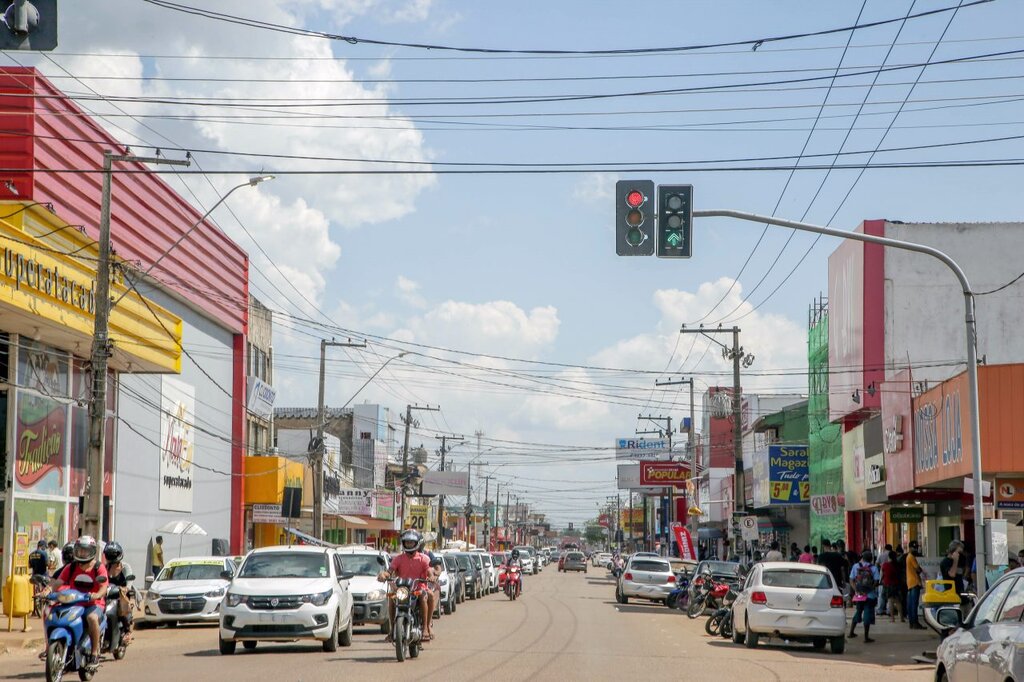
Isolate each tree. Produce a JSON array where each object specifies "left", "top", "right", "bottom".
[{"left": 584, "top": 524, "right": 606, "bottom": 546}]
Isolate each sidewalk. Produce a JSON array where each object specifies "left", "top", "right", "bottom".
[
  {"left": 840, "top": 615, "right": 939, "bottom": 666},
  {"left": 0, "top": 612, "right": 45, "bottom": 657}
]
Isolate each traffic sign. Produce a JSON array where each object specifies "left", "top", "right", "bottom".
[{"left": 739, "top": 515, "right": 759, "bottom": 542}]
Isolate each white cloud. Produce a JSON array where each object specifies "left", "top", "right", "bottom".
[
  {"left": 572, "top": 172, "right": 618, "bottom": 203},
  {"left": 395, "top": 276, "right": 428, "bottom": 309},
  {"left": 400, "top": 300, "right": 560, "bottom": 357}
]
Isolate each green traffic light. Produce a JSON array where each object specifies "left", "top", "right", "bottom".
[
  {"left": 626, "top": 227, "right": 644, "bottom": 247},
  {"left": 665, "top": 231, "right": 683, "bottom": 248}
]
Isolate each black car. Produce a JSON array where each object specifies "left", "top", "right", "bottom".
[
  {"left": 686, "top": 560, "right": 743, "bottom": 603},
  {"left": 452, "top": 552, "right": 484, "bottom": 600},
  {"left": 442, "top": 554, "right": 466, "bottom": 605}
]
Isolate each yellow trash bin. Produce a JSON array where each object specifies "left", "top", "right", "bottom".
[
  {"left": 2, "top": 574, "right": 33, "bottom": 617},
  {"left": 922, "top": 579, "right": 961, "bottom": 606}
]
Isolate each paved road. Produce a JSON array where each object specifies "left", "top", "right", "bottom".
[{"left": 0, "top": 566, "right": 935, "bottom": 681}]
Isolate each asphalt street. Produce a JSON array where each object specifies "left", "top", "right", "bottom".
[{"left": 0, "top": 566, "right": 936, "bottom": 681}]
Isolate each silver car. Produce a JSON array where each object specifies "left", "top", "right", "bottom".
[
  {"left": 616, "top": 556, "right": 676, "bottom": 604},
  {"left": 935, "top": 568, "right": 1024, "bottom": 682}
]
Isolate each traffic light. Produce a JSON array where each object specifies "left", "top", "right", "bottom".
[
  {"left": 0, "top": 1, "right": 58, "bottom": 51},
  {"left": 615, "top": 180, "right": 655, "bottom": 256},
  {"left": 657, "top": 184, "right": 693, "bottom": 258}
]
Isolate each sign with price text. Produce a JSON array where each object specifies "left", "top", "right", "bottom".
[{"left": 767, "top": 445, "right": 809, "bottom": 505}]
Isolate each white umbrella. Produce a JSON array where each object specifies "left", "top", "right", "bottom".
[{"left": 156, "top": 520, "right": 208, "bottom": 557}]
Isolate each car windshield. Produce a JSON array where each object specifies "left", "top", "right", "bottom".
[
  {"left": 238, "top": 552, "right": 328, "bottom": 579},
  {"left": 157, "top": 563, "right": 225, "bottom": 581},
  {"left": 630, "top": 560, "right": 670, "bottom": 573},
  {"left": 444, "top": 557, "right": 458, "bottom": 571},
  {"left": 339, "top": 554, "right": 384, "bottom": 576},
  {"left": 762, "top": 569, "right": 832, "bottom": 589},
  {"left": 703, "top": 561, "right": 741, "bottom": 576},
  {"left": 455, "top": 555, "right": 472, "bottom": 571},
  {"left": 568, "top": 553, "right": 583, "bottom": 560}
]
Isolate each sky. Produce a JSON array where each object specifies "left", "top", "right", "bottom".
[{"left": 8, "top": 0, "right": 1024, "bottom": 528}]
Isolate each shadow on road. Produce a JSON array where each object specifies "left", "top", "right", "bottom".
[
  {"left": 703, "top": 637, "right": 935, "bottom": 669},
  {"left": 0, "top": 673, "right": 44, "bottom": 681},
  {"left": 612, "top": 604, "right": 680, "bottom": 616}
]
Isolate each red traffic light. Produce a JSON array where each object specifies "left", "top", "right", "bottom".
[{"left": 625, "top": 189, "right": 645, "bottom": 208}]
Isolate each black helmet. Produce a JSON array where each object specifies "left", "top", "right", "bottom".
[
  {"left": 400, "top": 529, "right": 423, "bottom": 554},
  {"left": 61, "top": 542, "right": 75, "bottom": 565},
  {"left": 103, "top": 541, "right": 124, "bottom": 564},
  {"left": 72, "top": 535, "right": 98, "bottom": 563},
  {"left": 511, "top": 549, "right": 520, "bottom": 560}
]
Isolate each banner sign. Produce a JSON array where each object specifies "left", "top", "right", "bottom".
[
  {"left": 372, "top": 491, "right": 395, "bottom": 521},
  {"left": 671, "top": 523, "right": 696, "bottom": 561},
  {"left": 767, "top": 444, "right": 809, "bottom": 505},
  {"left": 246, "top": 375, "right": 277, "bottom": 420},
  {"left": 810, "top": 494, "right": 842, "bottom": 516},
  {"left": 407, "top": 504, "right": 430, "bottom": 531},
  {"left": 159, "top": 377, "right": 196, "bottom": 512},
  {"left": 617, "top": 464, "right": 640, "bottom": 489},
  {"left": 422, "top": 470, "right": 470, "bottom": 496},
  {"left": 597, "top": 513, "right": 611, "bottom": 528},
  {"left": 333, "top": 488, "right": 374, "bottom": 515},
  {"left": 615, "top": 437, "right": 670, "bottom": 461},
  {"left": 997, "top": 478, "right": 1024, "bottom": 509},
  {"left": 889, "top": 507, "right": 924, "bottom": 523},
  {"left": 252, "top": 503, "right": 285, "bottom": 524},
  {"left": 639, "top": 462, "right": 689, "bottom": 488}
]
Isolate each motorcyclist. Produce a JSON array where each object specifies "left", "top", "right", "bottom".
[
  {"left": 49, "top": 536, "right": 109, "bottom": 672},
  {"left": 377, "top": 530, "right": 434, "bottom": 643},
  {"left": 53, "top": 543, "right": 74, "bottom": 579},
  {"left": 504, "top": 549, "right": 524, "bottom": 594},
  {"left": 102, "top": 542, "right": 135, "bottom": 641}
]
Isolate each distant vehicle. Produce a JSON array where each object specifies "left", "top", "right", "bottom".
[
  {"left": 478, "top": 553, "right": 499, "bottom": 594},
  {"left": 561, "top": 552, "right": 587, "bottom": 573},
  {"left": 731, "top": 562, "right": 847, "bottom": 654},
  {"left": 446, "top": 552, "right": 484, "bottom": 600},
  {"left": 144, "top": 556, "right": 236, "bottom": 624},
  {"left": 441, "top": 554, "right": 464, "bottom": 607},
  {"left": 219, "top": 545, "right": 354, "bottom": 654},
  {"left": 616, "top": 556, "right": 676, "bottom": 604},
  {"left": 335, "top": 548, "right": 391, "bottom": 633},
  {"left": 513, "top": 547, "right": 538, "bottom": 575}
]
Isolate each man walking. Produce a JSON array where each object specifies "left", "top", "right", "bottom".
[
  {"left": 818, "top": 540, "right": 849, "bottom": 596},
  {"left": 764, "top": 541, "right": 785, "bottom": 562},
  {"left": 906, "top": 540, "right": 925, "bottom": 630},
  {"left": 848, "top": 550, "right": 881, "bottom": 643},
  {"left": 151, "top": 535, "right": 165, "bottom": 578}
]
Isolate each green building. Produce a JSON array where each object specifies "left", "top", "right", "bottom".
[{"left": 808, "top": 299, "right": 846, "bottom": 546}]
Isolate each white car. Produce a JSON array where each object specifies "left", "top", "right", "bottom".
[
  {"left": 593, "top": 552, "right": 611, "bottom": 568},
  {"left": 478, "top": 552, "right": 499, "bottom": 594},
  {"left": 219, "top": 545, "right": 355, "bottom": 654},
  {"left": 144, "top": 556, "right": 236, "bottom": 624},
  {"left": 335, "top": 549, "right": 390, "bottom": 634},
  {"left": 513, "top": 547, "right": 538, "bottom": 575},
  {"left": 731, "top": 562, "right": 847, "bottom": 654}
]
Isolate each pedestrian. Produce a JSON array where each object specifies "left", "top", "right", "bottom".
[
  {"left": 764, "top": 541, "right": 785, "bottom": 562},
  {"left": 848, "top": 550, "right": 881, "bottom": 643},
  {"left": 1010, "top": 558, "right": 1021, "bottom": 570},
  {"left": 817, "top": 540, "right": 848, "bottom": 594},
  {"left": 877, "top": 545, "right": 893, "bottom": 616},
  {"left": 798, "top": 545, "right": 814, "bottom": 564},
  {"left": 812, "top": 545, "right": 819, "bottom": 563},
  {"left": 151, "top": 535, "right": 165, "bottom": 578},
  {"left": 940, "top": 541, "right": 966, "bottom": 596},
  {"left": 46, "top": 540, "right": 59, "bottom": 574},
  {"left": 881, "top": 550, "right": 900, "bottom": 622},
  {"left": 789, "top": 543, "right": 801, "bottom": 562},
  {"left": 906, "top": 540, "right": 926, "bottom": 630}
]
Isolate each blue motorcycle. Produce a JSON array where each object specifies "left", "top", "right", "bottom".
[
  {"left": 666, "top": 572, "right": 691, "bottom": 611},
  {"left": 43, "top": 587, "right": 106, "bottom": 682}
]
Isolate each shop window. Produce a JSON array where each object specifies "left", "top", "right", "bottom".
[{"left": 0, "top": 332, "right": 9, "bottom": 383}]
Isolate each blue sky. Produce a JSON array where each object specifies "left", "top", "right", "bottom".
[{"left": 12, "top": 0, "right": 1024, "bottom": 525}]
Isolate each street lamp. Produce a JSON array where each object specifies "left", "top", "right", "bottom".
[{"left": 340, "top": 351, "right": 410, "bottom": 410}]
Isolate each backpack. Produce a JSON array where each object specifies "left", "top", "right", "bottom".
[{"left": 853, "top": 562, "right": 876, "bottom": 594}]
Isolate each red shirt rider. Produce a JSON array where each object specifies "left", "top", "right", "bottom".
[{"left": 390, "top": 552, "right": 431, "bottom": 581}]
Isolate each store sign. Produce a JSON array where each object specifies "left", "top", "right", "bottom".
[
  {"left": 889, "top": 507, "right": 924, "bottom": 524},
  {"left": 617, "top": 464, "right": 641, "bottom": 490},
  {"left": 883, "top": 415, "right": 904, "bottom": 455},
  {"left": 2, "top": 244, "right": 100, "bottom": 313},
  {"left": 333, "top": 488, "right": 374, "bottom": 515},
  {"left": 882, "top": 370, "right": 915, "bottom": 497},
  {"left": 914, "top": 372, "right": 972, "bottom": 487},
  {"left": 246, "top": 376, "right": 277, "bottom": 420},
  {"left": 766, "top": 445, "right": 809, "bottom": 505},
  {"left": 373, "top": 491, "right": 395, "bottom": 521},
  {"left": 810, "top": 494, "right": 842, "bottom": 516},
  {"left": 997, "top": 478, "right": 1024, "bottom": 509},
  {"left": 615, "top": 437, "right": 670, "bottom": 461},
  {"left": 421, "top": 471, "right": 470, "bottom": 496},
  {"left": 639, "top": 462, "right": 689, "bottom": 488},
  {"left": 407, "top": 504, "right": 430, "bottom": 531},
  {"left": 159, "top": 377, "right": 196, "bottom": 512},
  {"left": 15, "top": 392, "right": 67, "bottom": 494},
  {"left": 252, "top": 503, "right": 285, "bottom": 524}
]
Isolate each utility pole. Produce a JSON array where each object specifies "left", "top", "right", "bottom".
[
  {"left": 313, "top": 338, "right": 366, "bottom": 540},
  {"left": 465, "top": 461, "right": 490, "bottom": 546},
  {"left": 434, "top": 434, "right": 464, "bottom": 546},
  {"left": 654, "top": 377, "right": 697, "bottom": 554},
  {"left": 480, "top": 475, "right": 494, "bottom": 551},
  {"left": 494, "top": 481, "right": 502, "bottom": 549},
  {"left": 84, "top": 151, "right": 190, "bottom": 539},
  {"left": 399, "top": 404, "right": 440, "bottom": 525}
]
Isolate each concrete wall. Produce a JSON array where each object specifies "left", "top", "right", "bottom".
[
  {"left": 115, "top": 286, "right": 235, "bottom": 581},
  {"left": 884, "top": 221, "right": 1024, "bottom": 385}
]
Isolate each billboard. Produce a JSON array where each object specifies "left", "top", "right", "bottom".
[
  {"left": 159, "top": 376, "right": 195, "bottom": 512},
  {"left": 766, "top": 444, "right": 809, "bottom": 505},
  {"left": 615, "top": 437, "right": 670, "bottom": 461},
  {"left": 639, "top": 462, "right": 689, "bottom": 488},
  {"left": 617, "top": 464, "right": 640, "bottom": 489},
  {"left": 422, "top": 470, "right": 470, "bottom": 496},
  {"left": 331, "top": 488, "right": 374, "bottom": 516}
]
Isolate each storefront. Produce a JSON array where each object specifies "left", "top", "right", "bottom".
[
  {"left": 244, "top": 456, "right": 304, "bottom": 549},
  {"left": 1, "top": 202, "right": 181, "bottom": 584}
]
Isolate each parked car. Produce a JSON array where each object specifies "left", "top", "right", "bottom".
[
  {"left": 450, "top": 552, "right": 484, "bottom": 600},
  {"left": 934, "top": 567, "right": 1024, "bottom": 682},
  {"left": 442, "top": 553, "right": 465, "bottom": 606},
  {"left": 219, "top": 545, "right": 355, "bottom": 654},
  {"left": 143, "top": 556, "right": 236, "bottom": 625},
  {"left": 592, "top": 552, "right": 610, "bottom": 568},
  {"left": 616, "top": 556, "right": 677, "bottom": 604},
  {"left": 467, "top": 552, "right": 490, "bottom": 596},
  {"left": 687, "top": 560, "right": 744, "bottom": 605},
  {"left": 335, "top": 548, "right": 390, "bottom": 633},
  {"left": 561, "top": 551, "right": 587, "bottom": 573},
  {"left": 480, "top": 553, "right": 499, "bottom": 594},
  {"left": 731, "top": 562, "right": 847, "bottom": 654},
  {"left": 513, "top": 546, "right": 539, "bottom": 575}
]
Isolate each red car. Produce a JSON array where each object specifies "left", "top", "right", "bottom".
[{"left": 492, "top": 552, "right": 510, "bottom": 586}]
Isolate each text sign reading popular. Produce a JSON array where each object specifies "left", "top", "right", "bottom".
[{"left": 639, "top": 462, "right": 689, "bottom": 488}]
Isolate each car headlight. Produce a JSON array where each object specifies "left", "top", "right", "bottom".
[
  {"left": 305, "top": 589, "right": 333, "bottom": 607},
  {"left": 439, "top": 577, "right": 448, "bottom": 586},
  {"left": 395, "top": 586, "right": 410, "bottom": 602},
  {"left": 147, "top": 591, "right": 161, "bottom": 601},
  {"left": 205, "top": 587, "right": 226, "bottom": 598},
  {"left": 364, "top": 589, "right": 385, "bottom": 602},
  {"left": 226, "top": 592, "right": 247, "bottom": 607}
]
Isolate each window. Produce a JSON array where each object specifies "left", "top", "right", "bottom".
[
  {"left": 971, "top": 577, "right": 1015, "bottom": 627},
  {"left": 238, "top": 552, "right": 328, "bottom": 579},
  {"left": 630, "top": 560, "right": 670, "bottom": 573},
  {"left": 998, "top": 578, "right": 1024, "bottom": 622},
  {"left": 762, "top": 569, "right": 832, "bottom": 590}
]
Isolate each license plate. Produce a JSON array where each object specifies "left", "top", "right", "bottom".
[
  {"left": 784, "top": 616, "right": 810, "bottom": 627},
  {"left": 258, "top": 613, "right": 292, "bottom": 624}
]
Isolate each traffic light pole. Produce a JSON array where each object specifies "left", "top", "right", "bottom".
[
  {"left": 692, "top": 208, "right": 986, "bottom": 590},
  {"left": 654, "top": 378, "right": 696, "bottom": 554}
]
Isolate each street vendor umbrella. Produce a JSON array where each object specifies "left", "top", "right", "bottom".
[{"left": 156, "top": 520, "right": 208, "bottom": 557}]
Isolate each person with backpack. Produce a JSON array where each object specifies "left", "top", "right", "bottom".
[{"left": 848, "top": 550, "right": 881, "bottom": 643}]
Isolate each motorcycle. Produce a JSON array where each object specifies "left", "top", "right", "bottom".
[
  {"left": 666, "top": 573, "right": 691, "bottom": 610},
  {"left": 503, "top": 566, "right": 522, "bottom": 601},
  {"left": 391, "top": 578, "right": 426, "bottom": 663},
  {"left": 704, "top": 586, "right": 738, "bottom": 637},
  {"left": 687, "top": 575, "right": 731, "bottom": 619},
  {"left": 42, "top": 580, "right": 107, "bottom": 682},
  {"left": 101, "top": 582, "right": 135, "bottom": 661}
]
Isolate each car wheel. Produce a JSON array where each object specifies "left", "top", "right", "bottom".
[
  {"left": 443, "top": 598, "right": 452, "bottom": 615},
  {"left": 744, "top": 617, "right": 759, "bottom": 649},
  {"left": 451, "top": 596, "right": 457, "bottom": 613},
  {"left": 339, "top": 613, "right": 353, "bottom": 647},
  {"left": 219, "top": 634, "right": 236, "bottom": 655},
  {"left": 731, "top": 618, "right": 745, "bottom": 644},
  {"left": 322, "top": 612, "right": 339, "bottom": 652},
  {"left": 830, "top": 636, "right": 846, "bottom": 655},
  {"left": 936, "top": 667, "right": 948, "bottom": 682},
  {"left": 243, "top": 640, "right": 257, "bottom": 650},
  {"left": 380, "top": 621, "right": 391, "bottom": 635},
  {"left": 811, "top": 637, "right": 826, "bottom": 650}
]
